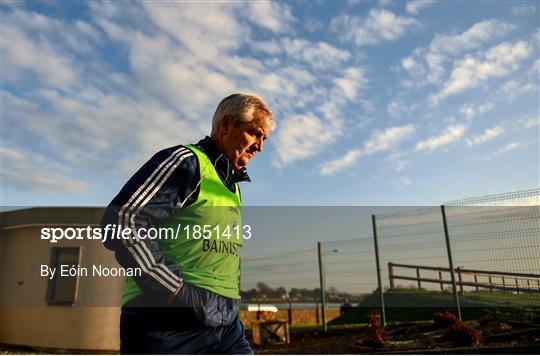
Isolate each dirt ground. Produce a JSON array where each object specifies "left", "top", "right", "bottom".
[
  {"left": 253, "top": 321, "right": 540, "bottom": 354},
  {"left": 1, "top": 320, "right": 539, "bottom": 354}
]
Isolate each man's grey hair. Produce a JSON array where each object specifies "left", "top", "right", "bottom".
[{"left": 211, "top": 93, "right": 275, "bottom": 135}]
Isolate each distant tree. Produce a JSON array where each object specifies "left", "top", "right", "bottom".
[
  {"left": 276, "top": 286, "right": 287, "bottom": 297},
  {"left": 289, "top": 288, "right": 301, "bottom": 299},
  {"left": 241, "top": 288, "right": 259, "bottom": 299},
  {"left": 256, "top": 282, "right": 274, "bottom": 296}
]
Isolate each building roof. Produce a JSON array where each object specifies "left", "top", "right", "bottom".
[{"left": 0, "top": 207, "right": 105, "bottom": 230}]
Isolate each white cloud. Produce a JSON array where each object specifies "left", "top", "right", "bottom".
[
  {"left": 512, "top": 3, "right": 537, "bottom": 15},
  {"left": 402, "top": 19, "right": 516, "bottom": 85},
  {"left": 485, "top": 142, "right": 521, "bottom": 159},
  {"left": 275, "top": 114, "right": 343, "bottom": 166},
  {"left": 251, "top": 39, "right": 283, "bottom": 55},
  {"left": 402, "top": 57, "right": 416, "bottom": 70},
  {"left": 387, "top": 101, "right": 416, "bottom": 119},
  {"left": 533, "top": 59, "right": 540, "bottom": 72},
  {"left": 320, "top": 125, "right": 415, "bottom": 175},
  {"left": 1, "top": 147, "right": 27, "bottom": 165},
  {"left": 466, "top": 125, "right": 504, "bottom": 146},
  {"left": 429, "top": 20, "right": 516, "bottom": 56},
  {"left": 459, "top": 105, "right": 476, "bottom": 120},
  {"left": 0, "top": 2, "right": 410, "bottom": 196},
  {"left": 363, "top": 125, "right": 416, "bottom": 155},
  {"left": 280, "top": 38, "right": 351, "bottom": 70},
  {"left": 416, "top": 124, "right": 467, "bottom": 151},
  {"left": 331, "top": 9, "right": 419, "bottom": 47},
  {"left": 478, "top": 102, "right": 494, "bottom": 115},
  {"left": 2, "top": 86, "right": 204, "bottom": 178},
  {"left": 498, "top": 142, "right": 520, "bottom": 152},
  {"left": 3, "top": 171, "right": 91, "bottom": 194},
  {"left": 406, "top": 0, "right": 435, "bottom": 14},
  {"left": 431, "top": 40, "right": 532, "bottom": 103},
  {"left": 459, "top": 102, "right": 494, "bottom": 119},
  {"left": 333, "top": 68, "right": 367, "bottom": 100},
  {"left": 387, "top": 101, "right": 400, "bottom": 119},
  {"left": 270, "top": 62, "right": 369, "bottom": 168},
  {"left": 1, "top": 22, "right": 78, "bottom": 89},
  {"left": 320, "top": 150, "right": 362, "bottom": 176},
  {"left": 246, "top": 1, "right": 295, "bottom": 33},
  {"left": 385, "top": 152, "right": 409, "bottom": 171},
  {"left": 391, "top": 176, "right": 412, "bottom": 188},
  {"left": 500, "top": 79, "right": 537, "bottom": 96},
  {"left": 143, "top": 2, "right": 246, "bottom": 59},
  {"left": 1, "top": 146, "right": 91, "bottom": 194},
  {"left": 516, "top": 115, "right": 540, "bottom": 130},
  {"left": 304, "top": 17, "right": 324, "bottom": 32},
  {"left": 7, "top": 8, "right": 101, "bottom": 53}
]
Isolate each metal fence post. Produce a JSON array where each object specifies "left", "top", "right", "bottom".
[
  {"left": 371, "top": 215, "right": 386, "bottom": 326},
  {"left": 317, "top": 242, "right": 328, "bottom": 332},
  {"left": 388, "top": 262, "right": 395, "bottom": 289},
  {"left": 441, "top": 205, "right": 462, "bottom": 321}
]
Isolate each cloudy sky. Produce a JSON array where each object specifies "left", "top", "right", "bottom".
[{"left": 2, "top": 0, "right": 539, "bottom": 207}]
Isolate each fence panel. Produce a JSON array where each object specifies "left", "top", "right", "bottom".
[
  {"left": 240, "top": 249, "right": 325, "bottom": 326},
  {"left": 238, "top": 189, "right": 539, "bottom": 327},
  {"left": 319, "top": 238, "right": 378, "bottom": 326},
  {"left": 444, "top": 189, "right": 540, "bottom": 318},
  {"left": 374, "top": 207, "right": 459, "bottom": 322},
  {"left": 240, "top": 249, "right": 319, "bottom": 304}
]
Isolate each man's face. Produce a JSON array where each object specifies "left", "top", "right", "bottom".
[{"left": 220, "top": 111, "right": 271, "bottom": 171}]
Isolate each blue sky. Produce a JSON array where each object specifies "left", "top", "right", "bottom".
[{"left": 1, "top": 0, "right": 539, "bottom": 207}]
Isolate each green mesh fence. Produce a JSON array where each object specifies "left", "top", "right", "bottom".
[
  {"left": 373, "top": 189, "right": 540, "bottom": 322},
  {"left": 319, "top": 237, "right": 377, "bottom": 303},
  {"left": 238, "top": 190, "right": 539, "bottom": 325},
  {"left": 240, "top": 249, "right": 319, "bottom": 304}
]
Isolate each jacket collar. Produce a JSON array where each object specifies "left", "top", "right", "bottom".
[{"left": 195, "top": 136, "right": 251, "bottom": 186}]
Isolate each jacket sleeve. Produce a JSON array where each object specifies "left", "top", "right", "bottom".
[{"left": 100, "top": 145, "right": 200, "bottom": 297}]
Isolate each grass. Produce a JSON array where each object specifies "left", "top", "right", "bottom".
[
  {"left": 360, "top": 288, "right": 540, "bottom": 307},
  {"left": 245, "top": 322, "right": 365, "bottom": 334},
  {"left": 329, "top": 288, "right": 540, "bottom": 325}
]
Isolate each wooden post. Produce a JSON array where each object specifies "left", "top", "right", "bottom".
[
  {"left": 256, "top": 296, "right": 261, "bottom": 320},
  {"left": 439, "top": 271, "right": 444, "bottom": 291},
  {"left": 287, "top": 298, "right": 293, "bottom": 325},
  {"left": 416, "top": 268, "right": 421, "bottom": 290},
  {"left": 315, "top": 302, "right": 320, "bottom": 324},
  {"left": 388, "top": 263, "right": 395, "bottom": 289},
  {"left": 474, "top": 275, "right": 479, "bottom": 291},
  {"left": 489, "top": 276, "right": 493, "bottom": 291}
]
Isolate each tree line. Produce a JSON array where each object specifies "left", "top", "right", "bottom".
[{"left": 241, "top": 282, "right": 362, "bottom": 303}]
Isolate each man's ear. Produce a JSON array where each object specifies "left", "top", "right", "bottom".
[{"left": 219, "top": 115, "right": 232, "bottom": 134}]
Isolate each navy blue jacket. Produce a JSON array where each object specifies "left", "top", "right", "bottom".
[{"left": 100, "top": 137, "right": 249, "bottom": 326}]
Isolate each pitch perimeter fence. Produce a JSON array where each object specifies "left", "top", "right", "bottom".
[{"left": 240, "top": 189, "right": 540, "bottom": 330}]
